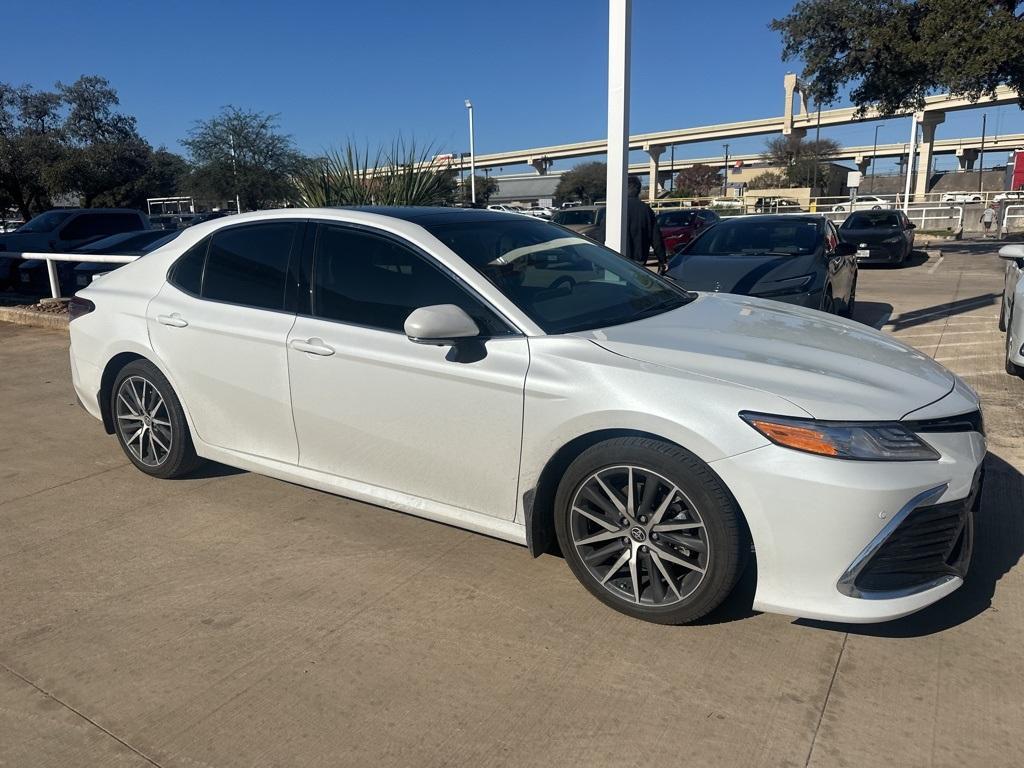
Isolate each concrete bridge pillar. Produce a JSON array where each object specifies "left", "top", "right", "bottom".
[
  {"left": 645, "top": 144, "right": 665, "bottom": 201},
  {"left": 783, "top": 72, "right": 808, "bottom": 136},
  {"left": 914, "top": 111, "right": 945, "bottom": 201},
  {"left": 529, "top": 157, "right": 553, "bottom": 175},
  {"left": 956, "top": 147, "right": 979, "bottom": 171},
  {"left": 854, "top": 155, "right": 871, "bottom": 175}
]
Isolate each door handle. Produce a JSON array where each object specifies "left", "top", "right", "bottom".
[
  {"left": 157, "top": 313, "right": 188, "bottom": 328},
  {"left": 290, "top": 338, "right": 334, "bottom": 356}
]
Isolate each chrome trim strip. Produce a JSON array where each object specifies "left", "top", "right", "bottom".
[{"left": 837, "top": 484, "right": 949, "bottom": 600}]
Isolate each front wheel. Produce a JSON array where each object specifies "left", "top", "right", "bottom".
[
  {"left": 112, "top": 360, "right": 201, "bottom": 479},
  {"left": 554, "top": 437, "right": 747, "bottom": 624}
]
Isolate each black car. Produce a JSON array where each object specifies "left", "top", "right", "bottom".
[
  {"left": 0, "top": 208, "right": 149, "bottom": 290},
  {"left": 837, "top": 209, "right": 916, "bottom": 265},
  {"left": 71, "top": 230, "right": 182, "bottom": 288},
  {"left": 666, "top": 214, "right": 858, "bottom": 315}
]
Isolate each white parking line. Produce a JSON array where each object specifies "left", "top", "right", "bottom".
[
  {"left": 927, "top": 252, "right": 945, "bottom": 274},
  {"left": 928, "top": 340, "right": 995, "bottom": 348},
  {"left": 893, "top": 330, "right": 997, "bottom": 340},
  {"left": 934, "top": 353, "right": 997, "bottom": 362}
]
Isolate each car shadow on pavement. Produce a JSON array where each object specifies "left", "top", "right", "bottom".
[
  {"left": 798, "top": 452, "right": 1024, "bottom": 638},
  {"left": 885, "top": 292, "right": 1002, "bottom": 332},
  {"left": 181, "top": 461, "right": 246, "bottom": 479},
  {"left": 852, "top": 301, "right": 893, "bottom": 329}
]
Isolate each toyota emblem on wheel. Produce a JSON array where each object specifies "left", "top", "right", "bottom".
[{"left": 629, "top": 526, "right": 646, "bottom": 543}]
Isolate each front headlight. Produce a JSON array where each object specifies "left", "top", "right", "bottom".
[
  {"left": 739, "top": 412, "right": 940, "bottom": 461},
  {"left": 749, "top": 274, "right": 814, "bottom": 298}
]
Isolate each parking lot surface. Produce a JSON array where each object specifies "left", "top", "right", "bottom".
[{"left": 1, "top": 243, "right": 1022, "bottom": 768}]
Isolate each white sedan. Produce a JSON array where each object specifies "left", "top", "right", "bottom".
[
  {"left": 831, "top": 195, "right": 893, "bottom": 212},
  {"left": 999, "top": 243, "right": 1024, "bottom": 376},
  {"left": 68, "top": 208, "right": 985, "bottom": 625}
]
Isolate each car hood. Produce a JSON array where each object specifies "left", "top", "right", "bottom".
[
  {"left": 669, "top": 252, "right": 818, "bottom": 295},
  {"left": 580, "top": 292, "right": 954, "bottom": 421},
  {"left": 838, "top": 228, "right": 902, "bottom": 244}
]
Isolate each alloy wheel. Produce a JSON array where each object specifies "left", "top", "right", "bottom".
[
  {"left": 569, "top": 465, "right": 709, "bottom": 607},
  {"left": 115, "top": 375, "right": 173, "bottom": 467}
]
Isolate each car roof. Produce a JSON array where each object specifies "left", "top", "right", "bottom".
[
  {"left": 718, "top": 214, "right": 823, "bottom": 225},
  {"left": 340, "top": 206, "right": 524, "bottom": 225}
]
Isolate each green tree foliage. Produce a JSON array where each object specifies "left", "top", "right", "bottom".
[
  {"left": 771, "top": 0, "right": 1024, "bottom": 113},
  {"left": 554, "top": 161, "right": 606, "bottom": 204},
  {"left": 762, "top": 135, "right": 841, "bottom": 188},
  {"left": 746, "top": 170, "right": 788, "bottom": 190},
  {"left": 460, "top": 174, "right": 498, "bottom": 204},
  {"left": 293, "top": 140, "right": 456, "bottom": 207},
  {"left": 0, "top": 76, "right": 178, "bottom": 218},
  {"left": 184, "top": 107, "right": 303, "bottom": 211},
  {"left": 671, "top": 164, "right": 722, "bottom": 197}
]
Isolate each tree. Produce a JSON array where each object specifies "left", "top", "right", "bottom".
[
  {"left": 184, "top": 107, "right": 303, "bottom": 210},
  {"left": 762, "top": 135, "right": 841, "bottom": 188},
  {"left": 0, "top": 76, "right": 154, "bottom": 218},
  {"left": 746, "top": 170, "right": 788, "bottom": 190},
  {"left": 771, "top": 0, "right": 1024, "bottom": 113},
  {"left": 671, "top": 164, "right": 722, "bottom": 197},
  {"left": 554, "top": 161, "right": 606, "bottom": 204},
  {"left": 460, "top": 174, "right": 498, "bottom": 204},
  {"left": 94, "top": 148, "right": 190, "bottom": 210}
]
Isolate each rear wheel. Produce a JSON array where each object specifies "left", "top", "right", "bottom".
[
  {"left": 112, "top": 360, "right": 201, "bottom": 478},
  {"left": 554, "top": 437, "right": 746, "bottom": 624}
]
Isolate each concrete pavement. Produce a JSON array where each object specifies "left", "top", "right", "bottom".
[{"left": 1, "top": 245, "right": 1021, "bottom": 767}]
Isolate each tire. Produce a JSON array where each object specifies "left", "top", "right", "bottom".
[
  {"left": 821, "top": 288, "right": 836, "bottom": 314},
  {"left": 1006, "top": 309, "right": 1023, "bottom": 377},
  {"left": 553, "top": 437, "right": 747, "bottom": 624},
  {"left": 111, "top": 359, "right": 201, "bottom": 479},
  {"left": 841, "top": 276, "right": 857, "bottom": 318}
]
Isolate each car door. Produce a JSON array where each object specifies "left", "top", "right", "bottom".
[
  {"left": 147, "top": 220, "right": 305, "bottom": 464},
  {"left": 286, "top": 222, "right": 529, "bottom": 520},
  {"left": 823, "top": 220, "right": 852, "bottom": 299}
]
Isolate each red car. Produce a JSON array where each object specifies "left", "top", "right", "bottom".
[{"left": 656, "top": 208, "right": 720, "bottom": 253}]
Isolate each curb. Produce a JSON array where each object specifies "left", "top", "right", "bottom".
[{"left": 0, "top": 306, "right": 69, "bottom": 331}]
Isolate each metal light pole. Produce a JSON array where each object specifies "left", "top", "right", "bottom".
[
  {"left": 978, "top": 112, "right": 987, "bottom": 194},
  {"left": 229, "top": 133, "right": 242, "bottom": 213},
  {"left": 465, "top": 99, "right": 476, "bottom": 205},
  {"left": 870, "top": 123, "right": 884, "bottom": 193},
  {"left": 669, "top": 144, "right": 674, "bottom": 193},
  {"left": 604, "top": 0, "right": 631, "bottom": 253},
  {"left": 722, "top": 143, "right": 730, "bottom": 198}
]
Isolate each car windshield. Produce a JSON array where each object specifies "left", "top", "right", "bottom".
[
  {"left": 657, "top": 211, "right": 699, "bottom": 227},
  {"left": 685, "top": 218, "right": 820, "bottom": 256},
  {"left": 553, "top": 209, "right": 599, "bottom": 226},
  {"left": 843, "top": 212, "right": 900, "bottom": 229},
  {"left": 17, "top": 210, "right": 74, "bottom": 233},
  {"left": 78, "top": 230, "right": 171, "bottom": 254},
  {"left": 425, "top": 218, "right": 693, "bottom": 334}
]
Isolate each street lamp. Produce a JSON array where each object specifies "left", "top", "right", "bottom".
[
  {"left": 722, "top": 143, "right": 730, "bottom": 198},
  {"left": 465, "top": 99, "right": 476, "bottom": 205},
  {"left": 871, "top": 123, "right": 884, "bottom": 194}
]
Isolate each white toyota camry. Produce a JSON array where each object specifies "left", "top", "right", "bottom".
[{"left": 68, "top": 208, "right": 986, "bottom": 625}]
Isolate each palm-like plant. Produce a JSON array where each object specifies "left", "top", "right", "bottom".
[{"left": 294, "top": 139, "right": 456, "bottom": 207}]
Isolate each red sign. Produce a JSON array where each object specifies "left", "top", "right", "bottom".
[{"left": 1013, "top": 150, "right": 1024, "bottom": 190}]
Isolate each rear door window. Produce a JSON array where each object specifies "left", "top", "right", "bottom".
[{"left": 202, "top": 222, "right": 300, "bottom": 311}]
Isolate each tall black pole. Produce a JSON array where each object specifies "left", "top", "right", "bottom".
[
  {"left": 812, "top": 105, "right": 821, "bottom": 194},
  {"left": 870, "top": 124, "right": 882, "bottom": 194},
  {"left": 722, "top": 143, "right": 729, "bottom": 198}
]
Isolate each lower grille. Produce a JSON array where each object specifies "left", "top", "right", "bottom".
[{"left": 854, "top": 475, "right": 980, "bottom": 594}]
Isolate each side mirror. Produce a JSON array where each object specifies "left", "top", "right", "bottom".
[
  {"left": 404, "top": 304, "right": 480, "bottom": 345},
  {"left": 907, "top": 222, "right": 917, "bottom": 229},
  {"left": 999, "top": 244, "right": 1024, "bottom": 260}
]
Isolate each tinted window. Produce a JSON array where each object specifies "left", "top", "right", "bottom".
[
  {"left": 18, "top": 210, "right": 74, "bottom": 233},
  {"left": 686, "top": 218, "right": 820, "bottom": 256},
  {"left": 60, "top": 213, "right": 142, "bottom": 240},
  {"left": 169, "top": 240, "right": 208, "bottom": 295},
  {"left": 425, "top": 218, "right": 691, "bottom": 334},
  {"left": 203, "top": 223, "right": 298, "bottom": 310},
  {"left": 553, "top": 209, "right": 600, "bottom": 226},
  {"left": 842, "top": 211, "right": 901, "bottom": 229},
  {"left": 656, "top": 211, "right": 698, "bottom": 227},
  {"left": 313, "top": 225, "right": 510, "bottom": 335}
]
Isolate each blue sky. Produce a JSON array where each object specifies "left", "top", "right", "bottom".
[{"left": 5, "top": 0, "right": 1022, "bottom": 173}]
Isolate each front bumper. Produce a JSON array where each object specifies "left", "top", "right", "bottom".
[
  {"left": 851, "top": 241, "right": 904, "bottom": 263},
  {"left": 710, "top": 426, "right": 985, "bottom": 623}
]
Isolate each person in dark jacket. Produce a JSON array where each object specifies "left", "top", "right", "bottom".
[{"left": 622, "top": 175, "right": 666, "bottom": 272}]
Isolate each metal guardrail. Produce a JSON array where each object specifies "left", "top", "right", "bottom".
[
  {"left": 904, "top": 206, "right": 964, "bottom": 232},
  {"left": 6, "top": 251, "right": 138, "bottom": 299},
  {"left": 1001, "top": 205, "right": 1024, "bottom": 235}
]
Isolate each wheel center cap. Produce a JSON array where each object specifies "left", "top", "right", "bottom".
[
  {"left": 142, "top": 415, "right": 152, "bottom": 427},
  {"left": 629, "top": 526, "right": 647, "bottom": 543}
]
